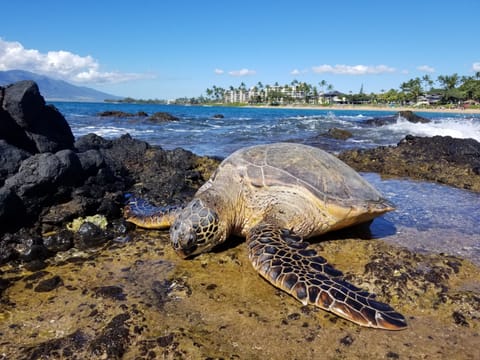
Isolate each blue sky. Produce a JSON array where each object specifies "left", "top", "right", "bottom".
[{"left": 1, "top": 0, "right": 479, "bottom": 99}]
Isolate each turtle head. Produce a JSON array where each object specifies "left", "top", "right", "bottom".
[{"left": 170, "top": 198, "right": 225, "bottom": 258}]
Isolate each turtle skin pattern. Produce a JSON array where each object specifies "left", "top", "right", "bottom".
[{"left": 247, "top": 224, "right": 407, "bottom": 330}]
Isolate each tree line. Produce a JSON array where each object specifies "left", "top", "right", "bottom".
[
  {"left": 107, "top": 72, "right": 480, "bottom": 107},
  {"left": 202, "top": 72, "right": 480, "bottom": 107}
]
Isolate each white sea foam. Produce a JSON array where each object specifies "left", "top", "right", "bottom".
[
  {"left": 386, "top": 117, "right": 480, "bottom": 141},
  {"left": 73, "top": 126, "right": 154, "bottom": 138}
]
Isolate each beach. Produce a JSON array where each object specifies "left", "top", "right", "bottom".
[{"left": 251, "top": 103, "right": 480, "bottom": 114}]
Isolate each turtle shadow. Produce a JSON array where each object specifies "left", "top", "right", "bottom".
[
  {"left": 313, "top": 217, "right": 397, "bottom": 243},
  {"left": 211, "top": 217, "right": 397, "bottom": 254},
  {"left": 211, "top": 235, "right": 245, "bottom": 254}
]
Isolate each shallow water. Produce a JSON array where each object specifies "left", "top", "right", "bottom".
[
  {"left": 1, "top": 165, "right": 479, "bottom": 358},
  {"left": 365, "top": 174, "right": 480, "bottom": 265},
  {"left": 1, "top": 228, "right": 479, "bottom": 359}
]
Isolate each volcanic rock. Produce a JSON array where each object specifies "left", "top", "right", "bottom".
[
  {"left": 339, "top": 135, "right": 480, "bottom": 191},
  {"left": 97, "top": 110, "right": 148, "bottom": 118},
  {"left": 323, "top": 127, "right": 353, "bottom": 140},
  {"left": 0, "top": 80, "right": 74, "bottom": 153},
  {"left": 147, "top": 111, "right": 179, "bottom": 122},
  {"left": 364, "top": 110, "right": 431, "bottom": 126}
]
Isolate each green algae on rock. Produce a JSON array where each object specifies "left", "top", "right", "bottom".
[{"left": 66, "top": 215, "right": 108, "bottom": 232}]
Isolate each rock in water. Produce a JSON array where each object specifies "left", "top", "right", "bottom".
[
  {"left": 147, "top": 111, "right": 179, "bottom": 122},
  {"left": 339, "top": 135, "right": 480, "bottom": 192},
  {"left": 364, "top": 110, "right": 430, "bottom": 126},
  {"left": 397, "top": 110, "right": 430, "bottom": 123},
  {"left": 324, "top": 127, "right": 353, "bottom": 140}
]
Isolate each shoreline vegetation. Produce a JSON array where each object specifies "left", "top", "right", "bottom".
[
  {"left": 106, "top": 71, "right": 480, "bottom": 115},
  {"left": 248, "top": 103, "right": 480, "bottom": 114},
  {"left": 100, "top": 99, "right": 480, "bottom": 115}
]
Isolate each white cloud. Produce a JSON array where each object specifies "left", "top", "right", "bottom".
[
  {"left": 312, "top": 64, "right": 396, "bottom": 75},
  {"left": 473, "top": 62, "right": 480, "bottom": 72},
  {"left": 417, "top": 65, "right": 435, "bottom": 73},
  {"left": 0, "top": 38, "right": 151, "bottom": 84},
  {"left": 228, "top": 68, "right": 256, "bottom": 76},
  {"left": 291, "top": 68, "right": 308, "bottom": 76},
  {"left": 214, "top": 68, "right": 224, "bottom": 75}
]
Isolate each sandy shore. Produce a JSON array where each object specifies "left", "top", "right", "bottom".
[{"left": 251, "top": 104, "right": 480, "bottom": 114}]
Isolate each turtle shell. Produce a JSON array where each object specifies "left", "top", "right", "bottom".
[{"left": 220, "top": 142, "right": 387, "bottom": 207}]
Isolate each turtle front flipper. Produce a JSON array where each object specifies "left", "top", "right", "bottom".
[
  {"left": 124, "top": 197, "right": 182, "bottom": 229},
  {"left": 247, "top": 224, "right": 407, "bottom": 330}
]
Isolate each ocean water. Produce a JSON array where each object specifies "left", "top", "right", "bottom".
[
  {"left": 52, "top": 102, "right": 480, "bottom": 264},
  {"left": 53, "top": 102, "right": 480, "bottom": 157}
]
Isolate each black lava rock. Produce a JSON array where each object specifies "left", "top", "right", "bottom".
[
  {"left": 147, "top": 111, "right": 179, "bottom": 122},
  {"left": 323, "top": 127, "right": 353, "bottom": 140},
  {"left": 0, "top": 81, "right": 217, "bottom": 264},
  {"left": 43, "top": 230, "right": 74, "bottom": 253},
  {"left": 74, "top": 222, "right": 108, "bottom": 249},
  {"left": 0, "top": 140, "right": 31, "bottom": 186},
  {"left": 34, "top": 275, "right": 64, "bottom": 292},
  {"left": 89, "top": 313, "right": 131, "bottom": 358},
  {"left": 1, "top": 80, "right": 74, "bottom": 153},
  {"left": 364, "top": 110, "right": 430, "bottom": 126},
  {"left": 93, "top": 285, "right": 127, "bottom": 301}
]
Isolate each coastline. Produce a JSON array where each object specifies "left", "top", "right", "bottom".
[
  {"left": 248, "top": 103, "right": 480, "bottom": 114},
  {"left": 1, "top": 81, "right": 480, "bottom": 358}
]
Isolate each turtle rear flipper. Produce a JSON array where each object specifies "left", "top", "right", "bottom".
[
  {"left": 247, "top": 224, "right": 407, "bottom": 330},
  {"left": 124, "top": 197, "right": 182, "bottom": 229}
]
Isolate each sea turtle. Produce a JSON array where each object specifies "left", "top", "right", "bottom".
[{"left": 124, "top": 142, "right": 407, "bottom": 330}]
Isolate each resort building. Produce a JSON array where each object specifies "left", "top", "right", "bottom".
[{"left": 222, "top": 84, "right": 339, "bottom": 105}]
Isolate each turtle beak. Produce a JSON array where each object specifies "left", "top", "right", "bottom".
[
  {"left": 170, "top": 219, "right": 199, "bottom": 258},
  {"left": 174, "top": 244, "right": 198, "bottom": 259}
]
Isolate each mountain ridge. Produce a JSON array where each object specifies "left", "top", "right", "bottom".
[{"left": 0, "top": 70, "right": 122, "bottom": 102}]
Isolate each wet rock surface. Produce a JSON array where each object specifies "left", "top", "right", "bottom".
[
  {"left": 363, "top": 110, "right": 431, "bottom": 126},
  {"left": 323, "top": 127, "right": 353, "bottom": 140},
  {"left": 339, "top": 135, "right": 480, "bottom": 192},
  {"left": 0, "top": 82, "right": 218, "bottom": 264},
  {"left": 97, "top": 110, "right": 179, "bottom": 123},
  {"left": 147, "top": 111, "right": 180, "bottom": 122},
  {"left": 0, "top": 133, "right": 217, "bottom": 263},
  {"left": 98, "top": 110, "right": 148, "bottom": 118},
  {"left": 0, "top": 231, "right": 478, "bottom": 359}
]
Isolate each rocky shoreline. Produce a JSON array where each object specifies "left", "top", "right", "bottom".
[
  {"left": 1, "top": 80, "right": 479, "bottom": 266},
  {"left": 339, "top": 134, "right": 480, "bottom": 192},
  {"left": 0, "top": 81, "right": 219, "bottom": 265},
  {"left": 1, "top": 81, "right": 479, "bottom": 358}
]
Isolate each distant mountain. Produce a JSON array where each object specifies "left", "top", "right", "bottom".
[{"left": 0, "top": 70, "right": 122, "bottom": 102}]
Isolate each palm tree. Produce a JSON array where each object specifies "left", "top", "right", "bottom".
[
  {"left": 318, "top": 80, "right": 327, "bottom": 94},
  {"left": 437, "top": 73, "right": 460, "bottom": 90},
  {"left": 421, "top": 75, "right": 434, "bottom": 92},
  {"left": 206, "top": 87, "right": 214, "bottom": 100},
  {"left": 400, "top": 78, "right": 422, "bottom": 103},
  {"left": 256, "top": 82, "right": 265, "bottom": 102},
  {"left": 437, "top": 73, "right": 461, "bottom": 103}
]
